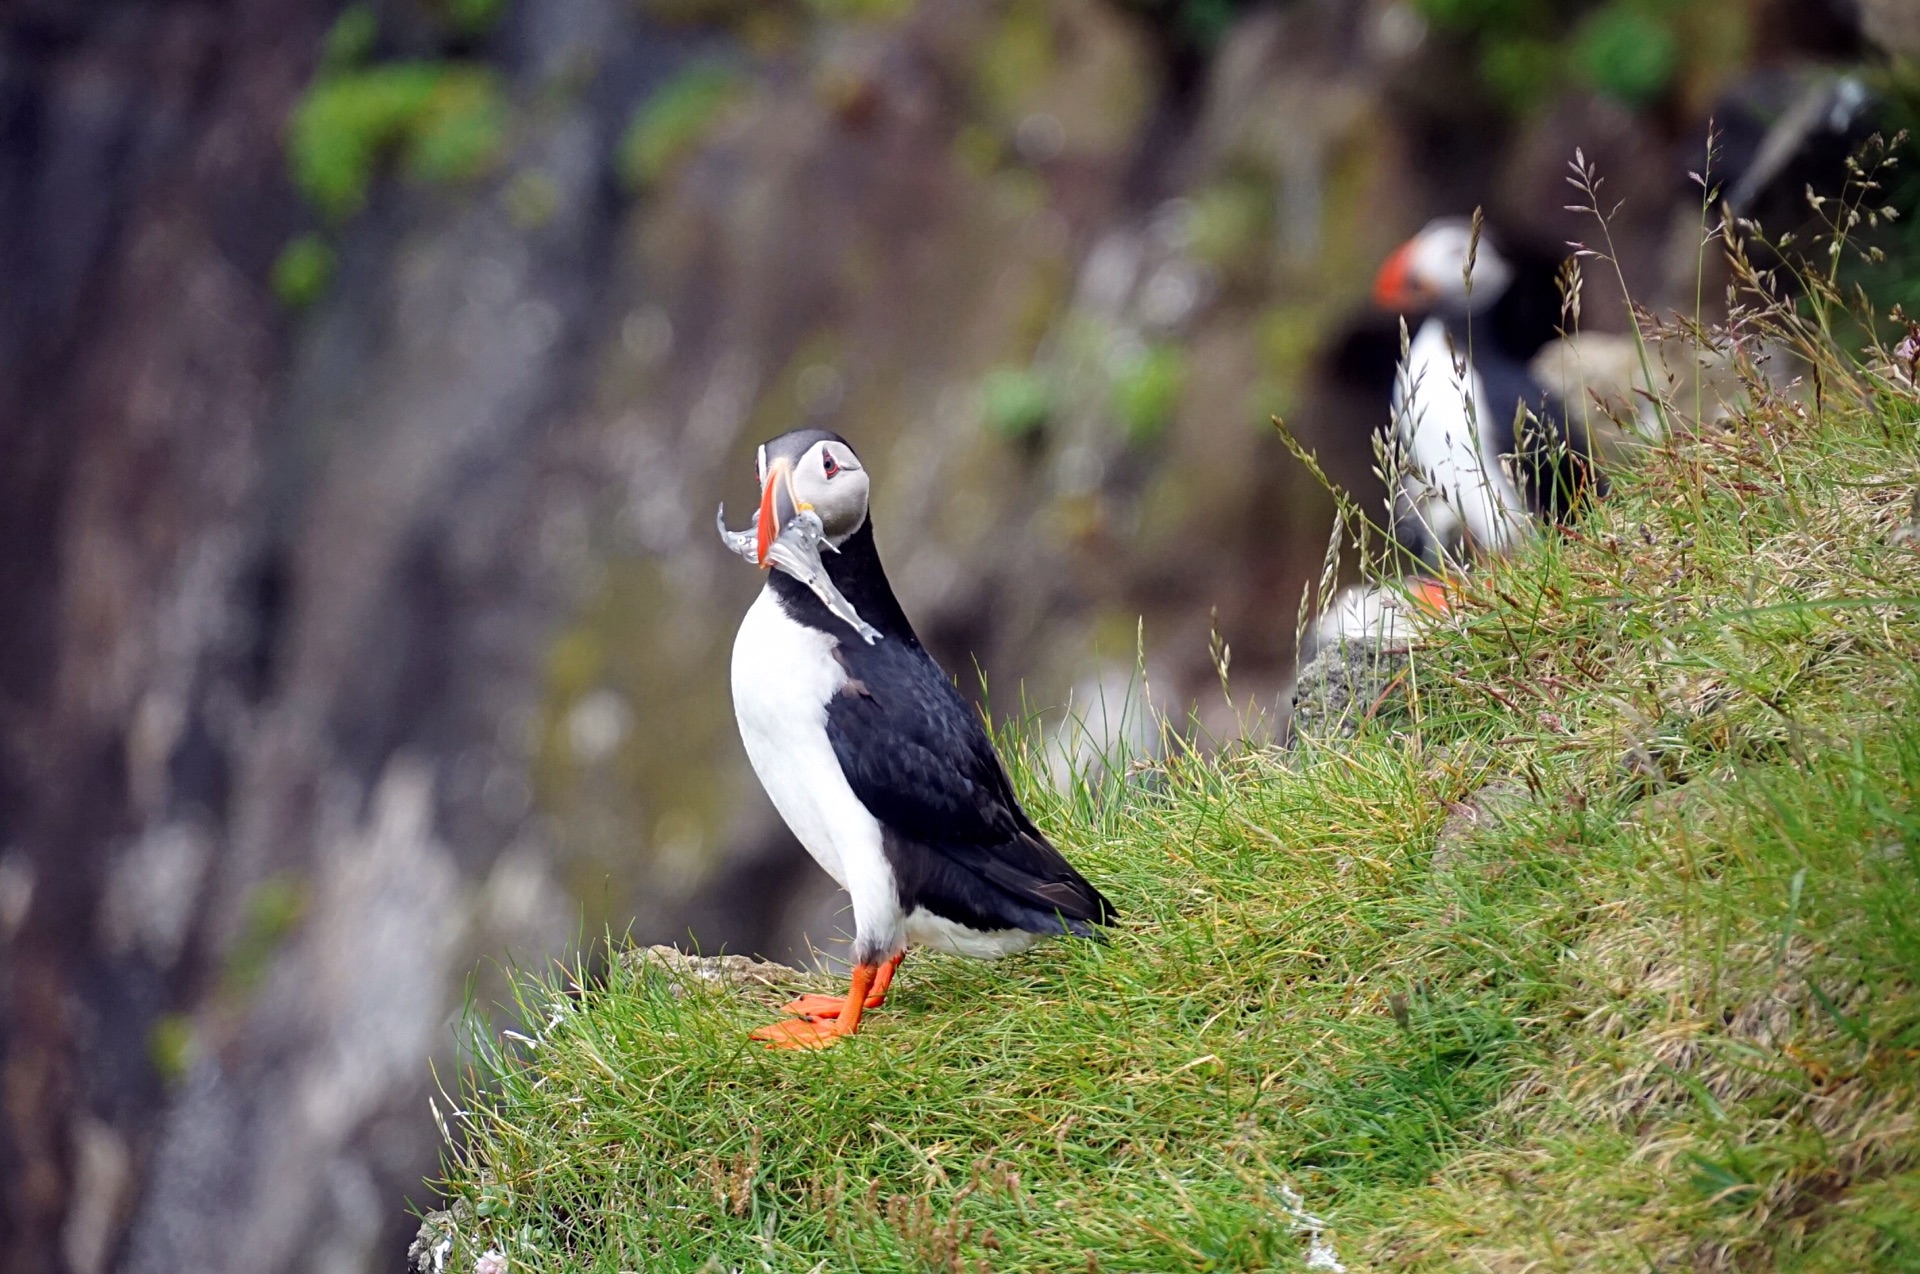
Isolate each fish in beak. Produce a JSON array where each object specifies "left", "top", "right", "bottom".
[{"left": 718, "top": 471, "right": 882, "bottom": 644}]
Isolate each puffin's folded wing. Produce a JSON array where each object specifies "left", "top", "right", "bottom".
[{"left": 823, "top": 647, "right": 1114, "bottom": 924}]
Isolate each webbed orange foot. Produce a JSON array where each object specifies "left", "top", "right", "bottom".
[
  {"left": 780, "top": 992, "right": 874, "bottom": 1020},
  {"left": 752, "top": 960, "right": 884, "bottom": 1048},
  {"left": 749, "top": 1017, "right": 846, "bottom": 1049},
  {"left": 780, "top": 954, "right": 901, "bottom": 1019}
]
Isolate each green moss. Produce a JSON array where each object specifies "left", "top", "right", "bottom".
[
  {"left": 224, "top": 875, "right": 308, "bottom": 997},
  {"left": 616, "top": 64, "right": 744, "bottom": 191},
  {"left": 271, "top": 233, "right": 335, "bottom": 308},
  {"left": 979, "top": 367, "right": 1053, "bottom": 439},
  {"left": 148, "top": 1015, "right": 196, "bottom": 1085},
  {"left": 1414, "top": 0, "right": 1704, "bottom": 115},
  {"left": 320, "top": 2, "right": 379, "bottom": 74},
  {"left": 1110, "top": 344, "right": 1187, "bottom": 445},
  {"left": 1574, "top": 4, "right": 1678, "bottom": 108},
  {"left": 1479, "top": 33, "right": 1563, "bottom": 114},
  {"left": 289, "top": 62, "right": 508, "bottom": 220},
  {"left": 1187, "top": 180, "right": 1271, "bottom": 276}
]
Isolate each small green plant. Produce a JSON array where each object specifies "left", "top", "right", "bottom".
[
  {"left": 979, "top": 366, "right": 1053, "bottom": 439},
  {"left": 1110, "top": 344, "right": 1186, "bottom": 444},
  {"left": 320, "top": 2, "right": 379, "bottom": 73},
  {"left": 1573, "top": 4, "right": 1678, "bottom": 108},
  {"left": 1478, "top": 34, "right": 1561, "bottom": 113},
  {"left": 147, "top": 1014, "right": 195, "bottom": 1084},
  {"left": 223, "top": 875, "right": 308, "bottom": 997},
  {"left": 616, "top": 64, "right": 744, "bottom": 191},
  {"left": 1416, "top": 0, "right": 1698, "bottom": 115},
  {"left": 289, "top": 62, "right": 508, "bottom": 220},
  {"left": 271, "top": 233, "right": 335, "bottom": 308}
]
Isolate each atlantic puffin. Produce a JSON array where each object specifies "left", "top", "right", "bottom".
[
  {"left": 1371, "top": 216, "right": 1605, "bottom": 564},
  {"left": 721, "top": 428, "right": 1116, "bottom": 1049}
]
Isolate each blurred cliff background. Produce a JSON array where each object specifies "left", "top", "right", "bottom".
[{"left": 1, "top": 0, "right": 1914, "bottom": 1270}]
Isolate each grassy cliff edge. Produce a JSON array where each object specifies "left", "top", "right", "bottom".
[{"left": 428, "top": 332, "right": 1920, "bottom": 1271}]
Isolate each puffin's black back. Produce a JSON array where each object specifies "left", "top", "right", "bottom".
[
  {"left": 768, "top": 524, "right": 1117, "bottom": 934},
  {"left": 1440, "top": 314, "right": 1608, "bottom": 526}
]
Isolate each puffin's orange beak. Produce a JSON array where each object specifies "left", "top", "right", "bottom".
[
  {"left": 1373, "top": 240, "right": 1424, "bottom": 311},
  {"left": 1407, "top": 575, "right": 1451, "bottom": 616},
  {"left": 755, "top": 459, "right": 797, "bottom": 568}
]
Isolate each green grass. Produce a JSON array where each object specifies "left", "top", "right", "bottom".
[{"left": 435, "top": 317, "right": 1920, "bottom": 1268}]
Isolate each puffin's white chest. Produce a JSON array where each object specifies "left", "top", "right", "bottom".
[
  {"left": 1395, "top": 317, "right": 1532, "bottom": 554},
  {"left": 730, "top": 587, "right": 902, "bottom": 952}
]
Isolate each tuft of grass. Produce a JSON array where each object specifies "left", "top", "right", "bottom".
[{"left": 437, "top": 242, "right": 1920, "bottom": 1268}]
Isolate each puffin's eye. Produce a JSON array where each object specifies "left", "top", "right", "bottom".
[{"left": 823, "top": 452, "right": 841, "bottom": 478}]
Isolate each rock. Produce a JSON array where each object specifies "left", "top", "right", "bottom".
[
  {"left": 620, "top": 944, "right": 812, "bottom": 998},
  {"left": 405, "top": 1201, "right": 471, "bottom": 1274},
  {"left": 1287, "top": 637, "right": 1412, "bottom": 741},
  {"left": 1430, "top": 780, "right": 1530, "bottom": 876}
]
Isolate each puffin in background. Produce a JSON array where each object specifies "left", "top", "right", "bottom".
[
  {"left": 1300, "top": 218, "right": 1604, "bottom": 659},
  {"left": 723, "top": 428, "right": 1116, "bottom": 1049},
  {"left": 1371, "top": 216, "right": 1605, "bottom": 565}
]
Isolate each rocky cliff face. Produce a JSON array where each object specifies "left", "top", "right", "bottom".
[{"left": 0, "top": 0, "right": 1877, "bottom": 1270}]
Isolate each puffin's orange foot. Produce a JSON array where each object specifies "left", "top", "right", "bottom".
[
  {"left": 750, "top": 1017, "right": 845, "bottom": 1049},
  {"left": 754, "top": 960, "right": 884, "bottom": 1047},
  {"left": 779, "top": 953, "right": 902, "bottom": 1020},
  {"left": 780, "top": 991, "right": 882, "bottom": 1020}
]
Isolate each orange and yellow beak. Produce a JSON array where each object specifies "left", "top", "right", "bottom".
[
  {"left": 754, "top": 458, "right": 799, "bottom": 568},
  {"left": 1407, "top": 574, "right": 1451, "bottom": 616},
  {"left": 1372, "top": 239, "right": 1426, "bottom": 311}
]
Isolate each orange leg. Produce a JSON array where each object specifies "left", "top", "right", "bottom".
[
  {"left": 780, "top": 952, "right": 903, "bottom": 1020},
  {"left": 752, "top": 962, "right": 879, "bottom": 1049}
]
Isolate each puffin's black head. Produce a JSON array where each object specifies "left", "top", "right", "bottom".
[
  {"left": 1373, "top": 217, "right": 1514, "bottom": 318},
  {"left": 750, "top": 428, "right": 871, "bottom": 567}
]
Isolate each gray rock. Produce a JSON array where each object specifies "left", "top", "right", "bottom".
[
  {"left": 1430, "top": 780, "right": 1531, "bottom": 876},
  {"left": 405, "top": 1202, "right": 469, "bottom": 1274},
  {"left": 1287, "top": 639, "right": 1413, "bottom": 741},
  {"left": 621, "top": 944, "right": 815, "bottom": 1003}
]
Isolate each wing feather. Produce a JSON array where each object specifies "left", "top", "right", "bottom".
[{"left": 823, "top": 640, "right": 1114, "bottom": 924}]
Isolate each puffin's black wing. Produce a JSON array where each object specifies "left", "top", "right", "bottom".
[
  {"left": 1472, "top": 343, "right": 1608, "bottom": 525},
  {"left": 821, "top": 637, "right": 1116, "bottom": 934}
]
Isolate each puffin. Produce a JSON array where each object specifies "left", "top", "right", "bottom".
[
  {"left": 1371, "top": 216, "right": 1605, "bottom": 565},
  {"left": 721, "top": 428, "right": 1116, "bottom": 1049},
  {"left": 1297, "top": 220, "right": 1606, "bottom": 664}
]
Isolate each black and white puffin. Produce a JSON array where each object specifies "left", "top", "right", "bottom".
[
  {"left": 723, "top": 428, "right": 1116, "bottom": 1049},
  {"left": 1372, "top": 217, "right": 1605, "bottom": 564}
]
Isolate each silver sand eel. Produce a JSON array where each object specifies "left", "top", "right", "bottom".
[{"left": 717, "top": 505, "right": 883, "bottom": 644}]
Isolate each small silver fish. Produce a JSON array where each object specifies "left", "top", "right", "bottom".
[{"left": 716, "top": 505, "right": 882, "bottom": 644}]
